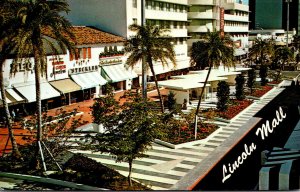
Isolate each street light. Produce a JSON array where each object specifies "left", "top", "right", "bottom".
[
  {"left": 286, "top": 0, "right": 292, "bottom": 47},
  {"left": 141, "top": 0, "right": 147, "bottom": 99}
]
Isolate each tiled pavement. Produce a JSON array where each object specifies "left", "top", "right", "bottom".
[
  {"left": 70, "top": 83, "right": 287, "bottom": 190},
  {"left": 0, "top": 88, "right": 167, "bottom": 154}
]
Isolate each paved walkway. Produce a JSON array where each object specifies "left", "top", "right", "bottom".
[
  {"left": 69, "top": 83, "right": 288, "bottom": 190},
  {"left": 0, "top": 88, "right": 166, "bottom": 155}
]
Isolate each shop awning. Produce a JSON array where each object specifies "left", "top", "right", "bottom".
[
  {"left": 0, "top": 88, "right": 24, "bottom": 106},
  {"left": 6, "top": 89, "right": 25, "bottom": 104},
  {"left": 49, "top": 78, "right": 81, "bottom": 94},
  {"left": 13, "top": 81, "right": 61, "bottom": 103},
  {"left": 0, "top": 92, "right": 12, "bottom": 105},
  {"left": 101, "top": 64, "right": 138, "bottom": 83},
  {"left": 71, "top": 71, "right": 107, "bottom": 90}
]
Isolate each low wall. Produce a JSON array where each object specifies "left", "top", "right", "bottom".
[{"left": 171, "top": 87, "right": 300, "bottom": 190}]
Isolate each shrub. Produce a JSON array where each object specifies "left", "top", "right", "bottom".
[
  {"left": 217, "top": 81, "right": 230, "bottom": 111},
  {"left": 235, "top": 74, "right": 245, "bottom": 100},
  {"left": 259, "top": 65, "right": 268, "bottom": 86},
  {"left": 167, "top": 92, "right": 176, "bottom": 111},
  {"left": 247, "top": 68, "right": 256, "bottom": 94}
]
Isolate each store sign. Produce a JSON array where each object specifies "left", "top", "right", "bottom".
[
  {"left": 220, "top": 7, "right": 225, "bottom": 37},
  {"left": 10, "top": 61, "right": 33, "bottom": 73},
  {"left": 50, "top": 57, "right": 66, "bottom": 76},
  {"left": 100, "top": 58, "right": 122, "bottom": 65},
  {"left": 69, "top": 65, "right": 99, "bottom": 75},
  {"left": 222, "top": 107, "right": 287, "bottom": 183}
]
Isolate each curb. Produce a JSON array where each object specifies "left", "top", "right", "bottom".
[{"left": 0, "top": 171, "right": 108, "bottom": 191}]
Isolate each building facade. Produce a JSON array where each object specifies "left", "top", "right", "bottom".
[
  {"left": 250, "top": 0, "right": 300, "bottom": 35},
  {"left": 187, "top": 0, "right": 249, "bottom": 58},
  {"left": 65, "top": 0, "right": 191, "bottom": 81},
  {"left": 1, "top": 26, "right": 136, "bottom": 115}
]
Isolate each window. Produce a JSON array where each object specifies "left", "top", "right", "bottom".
[
  {"left": 133, "top": 18, "right": 137, "bottom": 25},
  {"left": 166, "top": 3, "right": 170, "bottom": 11},
  {"left": 165, "top": 21, "right": 170, "bottom": 29},
  {"left": 174, "top": 4, "right": 177, "bottom": 12},
  {"left": 69, "top": 47, "right": 91, "bottom": 61},
  {"left": 146, "top": 0, "right": 150, "bottom": 9},
  {"left": 159, "top": 2, "right": 164, "bottom": 10},
  {"left": 173, "top": 21, "right": 177, "bottom": 28},
  {"left": 132, "top": 0, "right": 137, "bottom": 8}
]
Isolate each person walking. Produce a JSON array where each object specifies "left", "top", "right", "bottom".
[{"left": 11, "top": 109, "right": 16, "bottom": 121}]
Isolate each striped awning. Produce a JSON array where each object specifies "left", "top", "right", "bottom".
[
  {"left": 13, "top": 81, "right": 61, "bottom": 103},
  {"left": 101, "top": 64, "right": 138, "bottom": 83},
  {"left": 0, "top": 88, "right": 25, "bottom": 106},
  {"left": 71, "top": 71, "right": 107, "bottom": 90},
  {"left": 50, "top": 78, "right": 81, "bottom": 94}
]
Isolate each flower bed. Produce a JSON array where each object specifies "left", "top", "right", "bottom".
[
  {"left": 218, "top": 99, "right": 253, "bottom": 119},
  {"left": 162, "top": 123, "right": 218, "bottom": 145},
  {"left": 250, "top": 85, "right": 273, "bottom": 98}
]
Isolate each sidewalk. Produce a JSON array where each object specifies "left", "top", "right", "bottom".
[{"left": 0, "top": 88, "right": 167, "bottom": 155}]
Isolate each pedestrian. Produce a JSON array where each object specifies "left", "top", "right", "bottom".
[{"left": 11, "top": 109, "right": 16, "bottom": 121}]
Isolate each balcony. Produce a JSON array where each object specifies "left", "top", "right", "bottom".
[
  {"left": 224, "top": 26, "right": 249, "bottom": 33},
  {"left": 168, "top": 28, "right": 188, "bottom": 37},
  {"left": 156, "top": 0, "right": 188, "bottom": 5},
  {"left": 188, "top": 11, "right": 217, "bottom": 19},
  {"left": 223, "top": 3, "right": 249, "bottom": 12},
  {"left": 146, "top": 10, "right": 187, "bottom": 21},
  {"left": 188, "top": 0, "right": 216, "bottom": 5},
  {"left": 224, "top": 14, "right": 249, "bottom": 22},
  {"left": 187, "top": 25, "right": 214, "bottom": 33}
]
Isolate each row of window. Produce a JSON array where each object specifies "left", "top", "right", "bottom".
[
  {"left": 145, "top": 0, "right": 187, "bottom": 13},
  {"left": 69, "top": 47, "right": 91, "bottom": 61},
  {"left": 146, "top": 19, "right": 187, "bottom": 29},
  {"left": 225, "top": 21, "right": 248, "bottom": 27},
  {"left": 188, "top": 32, "right": 248, "bottom": 39}
]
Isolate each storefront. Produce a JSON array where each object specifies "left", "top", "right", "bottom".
[
  {"left": 70, "top": 71, "right": 107, "bottom": 99},
  {"left": 101, "top": 63, "right": 137, "bottom": 91},
  {"left": 49, "top": 78, "right": 82, "bottom": 105},
  {"left": 12, "top": 80, "right": 61, "bottom": 113}
]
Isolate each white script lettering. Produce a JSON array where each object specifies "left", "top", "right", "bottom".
[
  {"left": 255, "top": 106, "right": 286, "bottom": 140},
  {"left": 222, "top": 143, "right": 256, "bottom": 183}
]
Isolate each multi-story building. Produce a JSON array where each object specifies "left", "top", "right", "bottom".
[
  {"left": 187, "top": 0, "right": 249, "bottom": 58},
  {"left": 1, "top": 26, "right": 136, "bottom": 115},
  {"left": 249, "top": 0, "right": 299, "bottom": 34},
  {"left": 65, "top": 0, "right": 191, "bottom": 81}
]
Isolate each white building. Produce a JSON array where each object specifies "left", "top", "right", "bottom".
[
  {"left": 187, "top": 0, "right": 249, "bottom": 58},
  {"left": 1, "top": 26, "right": 136, "bottom": 113},
  {"left": 65, "top": 0, "right": 191, "bottom": 81}
]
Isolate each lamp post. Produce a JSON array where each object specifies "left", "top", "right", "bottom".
[
  {"left": 141, "top": 0, "right": 147, "bottom": 99},
  {"left": 286, "top": 0, "right": 292, "bottom": 47}
]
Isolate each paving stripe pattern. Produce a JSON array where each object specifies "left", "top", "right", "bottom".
[{"left": 70, "top": 86, "right": 285, "bottom": 190}]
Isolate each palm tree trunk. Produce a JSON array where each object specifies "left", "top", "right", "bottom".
[
  {"left": 195, "top": 65, "right": 212, "bottom": 116},
  {"left": 0, "top": 56, "right": 21, "bottom": 158},
  {"left": 128, "top": 159, "right": 133, "bottom": 187},
  {"left": 147, "top": 57, "right": 164, "bottom": 113},
  {"left": 33, "top": 45, "right": 43, "bottom": 169},
  {"left": 194, "top": 64, "right": 212, "bottom": 138}
]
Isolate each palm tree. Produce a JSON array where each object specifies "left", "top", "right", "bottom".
[
  {"left": 190, "top": 31, "right": 234, "bottom": 130},
  {"left": 272, "top": 46, "right": 294, "bottom": 81},
  {"left": 14, "top": 0, "right": 74, "bottom": 169},
  {"left": 124, "top": 24, "right": 176, "bottom": 113},
  {"left": 274, "top": 46, "right": 294, "bottom": 70},
  {"left": 0, "top": 0, "right": 23, "bottom": 158},
  {"left": 249, "top": 38, "right": 274, "bottom": 66}
]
